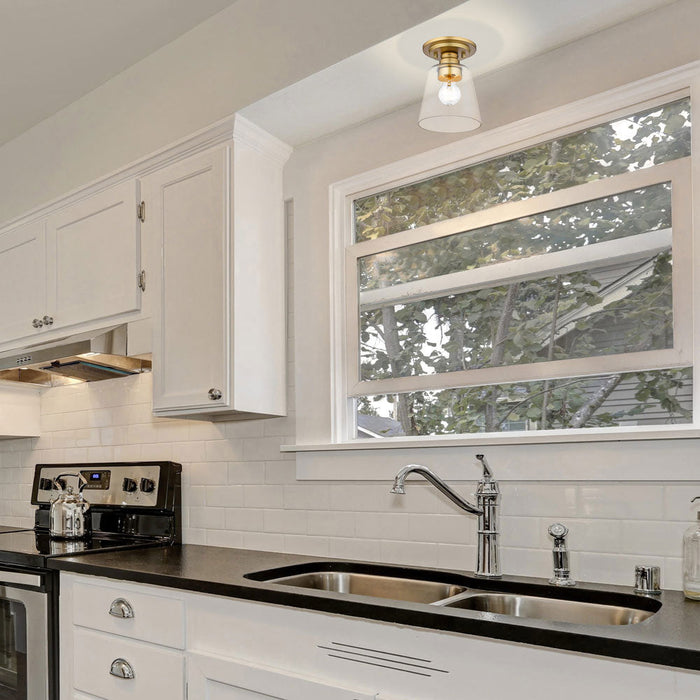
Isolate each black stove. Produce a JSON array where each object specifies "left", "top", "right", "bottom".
[{"left": 0, "top": 461, "right": 181, "bottom": 700}]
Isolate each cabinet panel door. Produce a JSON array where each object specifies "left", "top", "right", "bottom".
[
  {"left": 147, "top": 147, "right": 229, "bottom": 412},
  {"left": 46, "top": 180, "right": 141, "bottom": 330},
  {"left": 0, "top": 220, "right": 46, "bottom": 345},
  {"left": 187, "top": 652, "right": 376, "bottom": 700}
]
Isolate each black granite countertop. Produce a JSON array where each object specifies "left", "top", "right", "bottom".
[{"left": 48, "top": 544, "right": 700, "bottom": 672}]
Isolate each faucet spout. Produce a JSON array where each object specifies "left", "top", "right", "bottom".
[
  {"left": 391, "top": 464, "right": 481, "bottom": 515},
  {"left": 390, "top": 455, "right": 501, "bottom": 579}
]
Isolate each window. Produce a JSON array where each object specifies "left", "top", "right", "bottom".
[{"left": 339, "top": 97, "right": 693, "bottom": 440}]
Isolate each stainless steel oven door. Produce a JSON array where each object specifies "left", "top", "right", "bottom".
[{"left": 0, "top": 571, "right": 47, "bottom": 700}]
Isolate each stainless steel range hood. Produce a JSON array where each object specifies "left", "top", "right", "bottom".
[{"left": 0, "top": 325, "right": 151, "bottom": 385}]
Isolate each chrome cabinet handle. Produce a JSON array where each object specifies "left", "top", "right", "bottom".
[
  {"left": 109, "top": 598, "right": 135, "bottom": 619},
  {"left": 42, "top": 315, "right": 54, "bottom": 326},
  {"left": 32, "top": 318, "right": 43, "bottom": 328},
  {"left": 109, "top": 658, "right": 135, "bottom": 680},
  {"left": 208, "top": 388, "right": 223, "bottom": 401}
]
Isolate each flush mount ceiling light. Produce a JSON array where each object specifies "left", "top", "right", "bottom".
[{"left": 419, "top": 36, "right": 481, "bottom": 133}]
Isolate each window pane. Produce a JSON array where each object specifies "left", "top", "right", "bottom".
[
  {"left": 360, "top": 250, "right": 672, "bottom": 381},
  {"left": 354, "top": 98, "right": 690, "bottom": 242},
  {"left": 360, "top": 184, "right": 671, "bottom": 292},
  {"left": 356, "top": 368, "right": 692, "bottom": 436}
]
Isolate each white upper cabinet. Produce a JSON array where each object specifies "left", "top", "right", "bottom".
[
  {"left": 145, "top": 116, "right": 292, "bottom": 419},
  {"left": 45, "top": 179, "right": 142, "bottom": 331},
  {"left": 145, "top": 147, "right": 229, "bottom": 413},
  {"left": 0, "top": 219, "right": 46, "bottom": 344},
  {"left": 0, "top": 180, "right": 143, "bottom": 352}
]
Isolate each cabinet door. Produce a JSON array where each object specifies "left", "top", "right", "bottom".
[
  {"left": 145, "top": 147, "right": 230, "bottom": 412},
  {"left": 187, "top": 652, "right": 376, "bottom": 700},
  {"left": 45, "top": 180, "right": 142, "bottom": 331},
  {"left": 0, "top": 219, "right": 46, "bottom": 345}
]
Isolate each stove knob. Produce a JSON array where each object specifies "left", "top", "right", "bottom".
[
  {"left": 39, "top": 478, "right": 53, "bottom": 491},
  {"left": 122, "top": 477, "right": 137, "bottom": 493},
  {"left": 140, "top": 478, "right": 155, "bottom": 494}
]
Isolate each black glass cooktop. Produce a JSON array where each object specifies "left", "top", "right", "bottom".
[
  {"left": 0, "top": 525, "right": 31, "bottom": 534},
  {"left": 0, "top": 529, "right": 163, "bottom": 568}
]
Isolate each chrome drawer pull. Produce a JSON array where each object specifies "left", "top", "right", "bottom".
[
  {"left": 110, "top": 658, "right": 135, "bottom": 680},
  {"left": 109, "top": 598, "right": 135, "bottom": 619}
]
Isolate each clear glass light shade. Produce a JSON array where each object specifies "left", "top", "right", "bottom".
[{"left": 419, "top": 64, "right": 481, "bottom": 133}]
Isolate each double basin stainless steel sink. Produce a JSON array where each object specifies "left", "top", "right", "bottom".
[{"left": 246, "top": 565, "right": 660, "bottom": 626}]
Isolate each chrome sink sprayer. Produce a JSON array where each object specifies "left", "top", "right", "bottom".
[{"left": 390, "top": 454, "right": 501, "bottom": 578}]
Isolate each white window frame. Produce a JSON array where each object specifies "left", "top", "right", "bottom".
[{"left": 329, "top": 64, "right": 700, "bottom": 447}]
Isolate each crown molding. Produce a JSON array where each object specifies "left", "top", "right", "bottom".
[{"left": 0, "top": 112, "right": 291, "bottom": 234}]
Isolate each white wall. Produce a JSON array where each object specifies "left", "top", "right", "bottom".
[
  {"left": 0, "top": 0, "right": 459, "bottom": 224},
  {"left": 0, "top": 0, "right": 699, "bottom": 593}
]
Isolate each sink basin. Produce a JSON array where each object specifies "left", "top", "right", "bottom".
[
  {"left": 263, "top": 570, "right": 467, "bottom": 604},
  {"left": 437, "top": 592, "right": 655, "bottom": 625},
  {"left": 246, "top": 562, "right": 659, "bottom": 626}
]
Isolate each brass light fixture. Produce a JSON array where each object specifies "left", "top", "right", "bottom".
[{"left": 419, "top": 36, "right": 481, "bottom": 133}]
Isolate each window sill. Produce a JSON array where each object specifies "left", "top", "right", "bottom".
[
  {"left": 282, "top": 424, "right": 700, "bottom": 452},
  {"left": 286, "top": 426, "right": 700, "bottom": 481}
]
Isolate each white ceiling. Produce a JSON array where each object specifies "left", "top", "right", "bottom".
[
  {"left": 0, "top": 0, "right": 238, "bottom": 146},
  {"left": 241, "top": 0, "right": 676, "bottom": 146}
]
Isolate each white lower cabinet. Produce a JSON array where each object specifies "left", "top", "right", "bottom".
[
  {"left": 187, "top": 652, "right": 377, "bottom": 699},
  {"left": 60, "top": 573, "right": 700, "bottom": 700},
  {"left": 73, "top": 628, "right": 184, "bottom": 700}
]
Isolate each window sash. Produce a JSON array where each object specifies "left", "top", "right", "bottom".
[{"left": 345, "top": 157, "right": 692, "bottom": 398}]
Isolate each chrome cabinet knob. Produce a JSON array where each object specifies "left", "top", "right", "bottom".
[
  {"left": 32, "top": 318, "right": 43, "bottom": 328},
  {"left": 208, "top": 388, "right": 223, "bottom": 401},
  {"left": 42, "top": 315, "right": 54, "bottom": 326},
  {"left": 109, "top": 658, "right": 135, "bottom": 680},
  {"left": 109, "top": 598, "right": 135, "bottom": 619}
]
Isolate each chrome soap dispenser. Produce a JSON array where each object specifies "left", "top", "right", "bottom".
[{"left": 683, "top": 496, "right": 700, "bottom": 600}]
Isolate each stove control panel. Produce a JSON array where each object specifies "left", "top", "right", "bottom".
[
  {"left": 33, "top": 464, "right": 162, "bottom": 508},
  {"left": 81, "top": 470, "right": 111, "bottom": 490}
]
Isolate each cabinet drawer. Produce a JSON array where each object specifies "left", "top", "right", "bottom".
[
  {"left": 72, "top": 579, "right": 185, "bottom": 648},
  {"left": 74, "top": 628, "right": 184, "bottom": 700}
]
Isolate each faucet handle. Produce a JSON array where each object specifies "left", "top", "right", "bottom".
[
  {"left": 548, "top": 523, "right": 568, "bottom": 539},
  {"left": 475, "top": 454, "right": 494, "bottom": 480}
]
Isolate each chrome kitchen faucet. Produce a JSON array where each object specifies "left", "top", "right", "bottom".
[{"left": 390, "top": 454, "right": 501, "bottom": 578}]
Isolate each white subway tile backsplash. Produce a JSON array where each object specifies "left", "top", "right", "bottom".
[
  {"left": 283, "top": 535, "right": 329, "bottom": 557},
  {"left": 263, "top": 509, "right": 307, "bottom": 534},
  {"left": 437, "top": 544, "right": 475, "bottom": 570},
  {"left": 577, "top": 552, "right": 664, "bottom": 586},
  {"left": 242, "top": 531, "right": 285, "bottom": 552},
  {"left": 206, "top": 530, "right": 244, "bottom": 548},
  {"left": 329, "top": 537, "right": 381, "bottom": 563},
  {"left": 578, "top": 484, "right": 664, "bottom": 520},
  {"left": 283, "top": 485, "right": 330, "bottom": 510},
  {"left": 663, "top": 485, "right": 700, "bottom": 522},
  {"left": 228, "top": 462, "right": 266, "bottom": 484},
  {"left": 620, "top": 520, "right": 685, "bottom": 557},
  {"left": 407, "top": 513, "right": 474, "bottom": 545},
  {"left": 355, "top": 512, "right": 411, "bottom": 541},
  {"left": 243, "top": 485, "right": 284, "bottom": 509},
  {"left": 380, "top": 540, "right": 440, "bottom": 568},
  {"left": 307, "top": 510, "right": 356, "bottom": 538},
  {"left": 204, "top": 486, "right": 244, "bottom": 508},
  {"left": 189, "top": 507, "right": 226, "bottom": 530},
  {"left": 225, "top": 508, "right": 264, "bottom": 532},
  {"left": 504, "top": 484, "right": 578, "bottom": 518}
]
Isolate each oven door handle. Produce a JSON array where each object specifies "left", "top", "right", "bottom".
[{"left": 0, "top": 570, "right": 42, "bottom": 589}]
